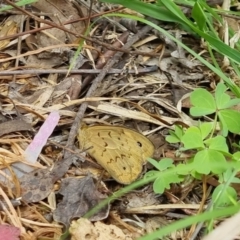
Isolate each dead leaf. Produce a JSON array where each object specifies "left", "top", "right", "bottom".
[
  {"left": 19, "top": 167, "right": 54, "bottom": 203},
  {"left": 0, "top": 20, "right": 17, "bottom": 50},
  {"left": 53, "top": 176, "right": 109, "bottom": 227},
  {"left": 0, "top": 119, "right": 32, "bottom": 137},
  {"left": 69, "top": 218, "right": 133, "bottom": 240},
  {"left": 19, "top": 152, "right": 72, "bottom": 203}
]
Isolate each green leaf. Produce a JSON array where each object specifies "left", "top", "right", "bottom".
[
  {"left": 175, "top": 125, "right": 184, "bottom": 139},
  {"left": 144, "top": 170, "right": 158, "bottom": 179},
  {"left": 157, "top": 158, "right": 174, "bottom": 171},
  {"left": 166, "top": 131, "right": 180, "bottom": 143},
  {"left": 176, "top": 162, "right": 196, "bottom": 175},
  {"left": 166, "top": 135, "right": 180, "bottom": 143},
  {"left": 192, "top": 2, "right": 206, "bottom": 31},
  {"left": 153, "top": 178, "right": 167, "bottom": 194},
  {"left": 190, "top": 89, "right": 216, "bottom": 116},
  {"left": 218, "top": 109, "right": 240, "bottom": 134},
  {"left": 193, "top": 149, "right": 227, "bottom": 174},
  {"left": 158, "top": 0, "right": 189, "bottom": 22},
  {"left": 199, "top": 122, "right": 214, "bottom": 139},
  {"left": 181, "top": 126, "right": 204, "bottom": 149},
  {"left": 221, "top": 169, "right": 240, "bottom": 184},
  {"left": 213, "top": 83, "right": 240, "bottom": 110},
  {"left": 218, "top": 113, "right": 229, "bottom": 137},
  {"left": 101, "top": 0, "right": 186, "bottom": 25},
  {"left": 215, "top": 82, "right": 227, "bottom": 96},
  {"left": 232, "top": 152, "right": 240, "bottom": 161},
  {"left": 204, "top": 135, "right": 229, "bottom": 153},
  {"left": 193, "top": 150, "right": 211, "bottom": 174},
  {"left": 166, "top": 125, "right": 184, "bottom": 143},
  {"left": 212, "top": 185, "right": 237, "bottom": 207},
  {"left": 221, "top": 98, "right": 240, "bottom": 109},
  {"left": 198, "top": 0, "right": 222, "bottom": 23},
  {"left": 147, "top": 158, "right": 162, "bottom": 171},
  {"left": 191, "top": 170, "right": 203, "bottom": 180},
  {"left": 153, "top": 177, "right": 169, "bottom": 193},
  {"left": 153, "top": 173, "right": 183, "bottom": 194},
  {"left": 148, "top": 158, "right": 174, "bottom": 171},
  {"left": 215, "top": 83, "right": 230, "bottom": 109}
]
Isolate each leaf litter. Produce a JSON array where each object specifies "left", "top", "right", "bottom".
[{"left": 0, "top": 0, "right": 235, "bottom": 239}]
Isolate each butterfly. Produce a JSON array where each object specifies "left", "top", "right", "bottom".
[{"left": 78, "top": 125, "right": 154, "bottom": 184}]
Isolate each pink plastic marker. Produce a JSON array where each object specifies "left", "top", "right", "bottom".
[{"left": 1, "top": 111, "right": 60, "bottom": 181}]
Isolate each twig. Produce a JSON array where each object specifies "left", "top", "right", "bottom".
[
  {"left": 0, "top": 66, "right": 158, "bottom": 76},
  {"left": 13, "top": 14, "right": 25, "bottom": 82}
]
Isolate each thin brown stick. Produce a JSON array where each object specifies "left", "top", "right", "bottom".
[
  {"left": 12, "top": 14, "right": 25, "bottom": 82},
  {"left": 0, "top": 66, "right": 158, "bottom": 75}
]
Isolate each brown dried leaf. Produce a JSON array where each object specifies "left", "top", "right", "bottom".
[
  {"left": 0, "top": 119, "right": 32, "bottom": 137},
  {"left": 19, "top": 167, "right": 54, "bottom": 203},
  {"left": 53, "top": 176, "right": 109, "bottom": 227},
  {"left": 0, "top": 20, "right": 17, "bottom": 50},
  {"left": 19, "top": 153, "right": 74, "bottom": 203}
]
